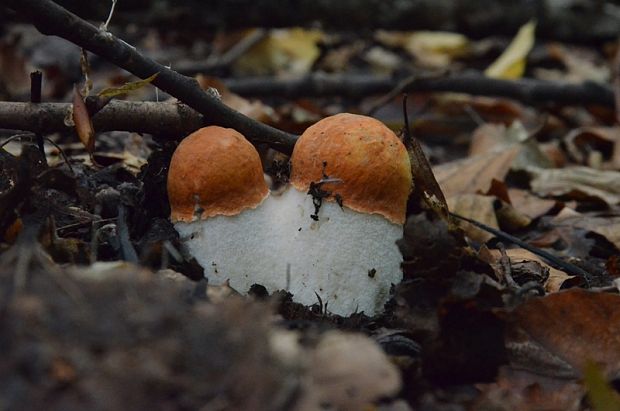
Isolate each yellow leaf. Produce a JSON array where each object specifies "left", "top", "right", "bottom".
[
  {"left": 376, "top": 30, "right": 469, "bottom": 68},
  {"left": 235, "top": 28, "right": 322, "bottom": 75},
  {"left": 97, "top": 72, "right": 158, "bottom": 98},
  {"left": 485, "top": 21, "right": 536, "bottom": 79},
  {"left": 406, "top": 31, "right": 469, "bottom": 57},
  {"left": 583, "top": 361, "right": 620, "bottom": 411}
]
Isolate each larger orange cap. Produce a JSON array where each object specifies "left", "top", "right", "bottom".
[
  {"left": 168, "top": 126, "right": 268, "bottom": 222},
  {"left": 290, "top": 113, "right": 412, "bottom": 224}
]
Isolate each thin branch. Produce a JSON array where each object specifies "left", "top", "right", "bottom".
[
  {"left": 450, "top": 211, "right": 593, "bottom": 286},
  {"left": 2, "top": 0, "right": 298, "bottom": 153},
  {"left": 0, "top": 101, "right": 204, "bottom": 136},
  {"left": 225, "top": 73, "right": 616, "bottom": 108}
]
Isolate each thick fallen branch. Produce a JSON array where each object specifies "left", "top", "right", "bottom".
[
  {"left": 0, "top": 101, "right": 204, "bottom": 136},
  {"left": 1, "top": 72, "right": 614, "bottom": 136},
  {"left": 1, "top": 0, "right": 298, "bottom": 153},
  {"left": 225, "top": 73, "right": 616, "bottom": 108},
  {"left": 10, "top": 0, "right": 619, "bottom": 42}
]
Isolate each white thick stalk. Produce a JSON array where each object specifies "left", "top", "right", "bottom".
[{"left": 175, "top": 188, "right": 403, "bottom": 316}]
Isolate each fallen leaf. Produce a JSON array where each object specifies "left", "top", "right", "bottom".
[
  {"left": 485, "top": 20, "right": 536, "bottom": 79},
  {"left": 583, "top": 361, "right": 620, "bottom": 411},
  {"left": 405, "top": 31, "right": 470, "bottom": 68},
  {"left": 485, "top": 248, "right": 572, "bottom": 292},
  {"left": 551, "top": 209, "right": 620, "bottom": 250},
  {"left": 535, "top": 43, "right": 610, "bottom": 84},
  {"left": 563, "top": 126, "right": 620, "bottom": 170},
  {"left": 434, "top": 145, "right": 520, "bottom": 198},
  {"left": 235, "top": 28, "right": 322, "bottom": 75},
  {"left": 508, "top": 188, "right": 557, "bottom": 220},
  {"left": 528, "top": 166, "right": 620, "bottom": 205},
  {"left": 363, "top": 46, "right": 402, "bottom": 74},
  {"left": 475, "top": 367, "right": 584, "bottom": 411},
  {"left": 97, "top": 72, "right": 158, "bottom": 98},
  {"left": 469, "top": 121, "right": 553, "bottom": 170},
  {"left": 72, "top": 84, "right": 95, "bottom": 153},
  {"left": 448, "top": 193, "right": 497, "bottom": 243},
  {"left": 506, "top": 289, "right": 620, "bottom": 379}
]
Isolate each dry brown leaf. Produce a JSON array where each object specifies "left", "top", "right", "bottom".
[
  {"left": 475, "top": 367, "right": 584, "bottom": 411},
  {"left": 434, "top": 145, "right": 520, "bottom": 198},
  {"left": 507, "top": 289, "right": 620, "bottom": 379},
  {"left": 486, "top": 248, "right": 572, "bottom": 293},
  {"left": 72, "top": 84, "right": 95, "bottom": 154},
  {"left": 563, "top": 126, "right": 620, "bottom": 170},
  {"left": 433, "top": 94, "right": 533, "bottom": 125},
  {"left": 495, "top": 202, "right": 532, "bottom": 232},
  {"left": 551, "top": 209, "right": 620, "bottom": 250},
  {"left": 469, "top": 121, "right": 553, "bottom": 169},
  {"left": 448, "top": 194, "right": 497, "bottom": 243},
  {"left": 508, "top": 189, "right": 557, "bottom": 220},
  {"left": 535, "top": 43, "right": 610, "bottom": 84},
  {"left": 528, "top": 166, "right": 620, "bottom": 205}
]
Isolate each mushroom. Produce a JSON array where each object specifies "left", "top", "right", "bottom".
[
  {"left": 280, "top": 113, "right": 413, "bottom": 316},
  {"left": 168, "top": 126, "right": 285, "bottom": 289},
  {"left": 168, "top": 117, "right": 412, "bottom": 317}
]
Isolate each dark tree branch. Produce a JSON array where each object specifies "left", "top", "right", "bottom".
[
  {"left": 1, "top": 71, "right": 614, "bottom": 137},
  {"left": 17, "top": 0, "right": 620, "bottom": 43},
  {"left": 225, "top": 73, "right": 616, "bottom": 108},
  {"left": 1, "top": 0, "right": 298, "bottom": 153},
  {"left": 0, "top": 101, "right": 204, "bottom": 136}
]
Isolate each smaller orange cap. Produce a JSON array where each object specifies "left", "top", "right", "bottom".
[
  {"left": 290, "top": 113, "right": 412, "bottom": 224},
  {"left": 168, "top": 126, "right": 268, "bottom": 222}
]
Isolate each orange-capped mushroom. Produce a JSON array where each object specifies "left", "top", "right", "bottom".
[
  {"left": 168, "top": 126, "right": 282, "bottom": 287},
  {"left": 168, "top": 126, "right": 268, "bottom": 222},
  {"left": 290, "top": 113, "right": 412, "bottom": 224},
  {"left": 277, "top": 113, "right": 413, "bottom": 316}
]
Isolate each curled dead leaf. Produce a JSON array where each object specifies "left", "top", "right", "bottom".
[{"left": 72, "top": 84, "right": 95, "bottom": 154}]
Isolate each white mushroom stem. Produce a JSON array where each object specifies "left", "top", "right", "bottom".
[
  {"left": 277, "top": 188, "right": 403, "bottom": 316},
  {"left": 174, "top": 193, "right": 286, "bottom": 288},
  {"left": 174, "top": 187, "right": 403, "bottom": 316}
]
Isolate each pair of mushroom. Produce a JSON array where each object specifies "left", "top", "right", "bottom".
[{"left": 168, "top": 114, "right": 412, "bottom": 316}]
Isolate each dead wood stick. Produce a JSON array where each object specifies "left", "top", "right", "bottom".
[
  {"left": 14, "top": 0, "right": 618, "bottom": 42},
  {"left": 0, "top": 101, "right": 204, "bottom": 136},
  {"left": 1, "top": 0, "right": 298, "bottom": 153},
  {"left": 0, "top": 67, "right": 614, "bottom": 135},
  {"left": 225, "top": 73, "right": 616, "bottom": 108}
]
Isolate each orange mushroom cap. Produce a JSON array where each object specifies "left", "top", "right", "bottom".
[
  {"left": 290, "top": 113, "right": 412, "bottom": 225},
  {"left": 168, "top": 126, "right": 268, "bottom": 222}
]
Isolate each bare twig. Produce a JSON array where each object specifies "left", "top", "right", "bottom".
[
  {"left": 450, "top": 211, "right": 593, "bottom": 286},
  {"left": 101, "top": 0, "right": 118, "bottom": 32},
  {"left": 226, "top": 73, "right": 615, "bottom": 108},
  {"left": 0, "top": 101, "right": 204, "bottom": 136},
  {"left": 2, "top": 0, "right": 298, "bottom": 153}
]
